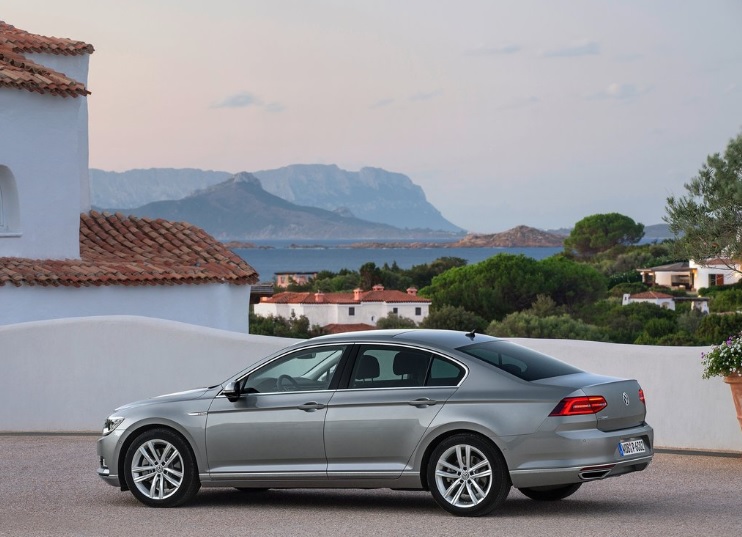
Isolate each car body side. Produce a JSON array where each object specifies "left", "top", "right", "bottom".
[{"left": 97, "top": 330, "right": 653, "bottom": 494}]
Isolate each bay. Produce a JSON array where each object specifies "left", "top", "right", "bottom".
[{"left": 234, "top": 240, "right": 562, "bottom": 282}]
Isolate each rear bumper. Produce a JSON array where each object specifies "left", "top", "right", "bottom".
[
  {"left": 510, "top": 454, "right": 652, "bottom": 488},
  {"left": 506, "top": 422, "right": 654, "bottom": 488}
]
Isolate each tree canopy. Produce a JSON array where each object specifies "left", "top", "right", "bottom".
[
  {"left": 563, "top": 213, "right": 645, "bottom": 257},
  {"left": 665, "top": 132, "right": 742, "bottom": 271}
]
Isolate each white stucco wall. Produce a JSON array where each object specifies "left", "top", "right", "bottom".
[
  {"left": 0, "top": 316, "right": 295, "bottom": 431},
  {"left": 26, "top": 52, "right": 92, "bottom": 213},
  {"left": 0, "top": 90, "right": 88, "bottom": 258},
  {"left": 0, "top": 283, "right": 251, "bottom": 332},
  {"left": 253, "top": 301, "right": 430, "bottom": 327},
  {"left": 1, "top": 316, "right": 738, "bottom": 454},
  {"left": 690, "top": 260, "right": 742, "bottom": 289}
]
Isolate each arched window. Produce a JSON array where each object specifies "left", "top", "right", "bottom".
[{"left": 0, "top": 165, "right": 21, "bottom": 235}]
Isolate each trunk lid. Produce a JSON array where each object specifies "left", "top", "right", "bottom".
[{"left": 534, "top": 373, "right": 647, "bottom": 431}]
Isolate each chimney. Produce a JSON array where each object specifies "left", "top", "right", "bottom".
[
  {"left": 353, "top": 288, "right": 362, "bottom": 301},
  {"left": 406, "top": 287, "right": 418, "bottom": 296},
  {"left": 314, "top": 291, "right": 325, "bottom": 303}
]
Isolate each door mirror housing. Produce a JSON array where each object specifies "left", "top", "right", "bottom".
[{"left": 222, "top": 381, "right": 241, "bottom": 402}]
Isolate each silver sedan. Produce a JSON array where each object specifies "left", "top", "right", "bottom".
[{"left": 97, "top": 329, "right": 653, "bottom": 516}]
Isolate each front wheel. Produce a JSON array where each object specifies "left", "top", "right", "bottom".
[
  {"left": 427, "top": 434, "right": 510, "bottom": 516},
  {"left": 123, "top": 428, "right": 200, "bottom": 507},
  {"left": 518, "top": 483, "right": 582, "bottom": 501}
]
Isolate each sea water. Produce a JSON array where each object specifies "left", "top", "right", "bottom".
[{"left": 233, "top": 240, "right": 562, "bottom": 282}]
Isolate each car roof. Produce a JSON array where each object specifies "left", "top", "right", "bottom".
[{"left": 308, "top": 329, "right": 500, "bottom": 352}]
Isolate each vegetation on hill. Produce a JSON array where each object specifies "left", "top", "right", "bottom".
[{"left": 251, "top": 134, "right": 742, "bottom": 345}]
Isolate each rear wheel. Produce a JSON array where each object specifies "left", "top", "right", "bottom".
[
  {"left": 123, "top": 428, "right": 200, "bottom": 507},
  {"left": 518, "top": 483, "right": 582, "bottom": 501},
  {"left": 427, "top": 434, "right": 510, "bottom": 516}
]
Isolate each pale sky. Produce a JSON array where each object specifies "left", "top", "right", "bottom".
[{"left": 5, "top": 0, "right": 742, "bottom": 233}]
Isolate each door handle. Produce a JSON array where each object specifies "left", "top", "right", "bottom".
[
  {"left": 298, "top": 402, "right": 326, "bottom": 412},
  {"left": 408, "top": 398, "right": 437, "bottom": 408}
]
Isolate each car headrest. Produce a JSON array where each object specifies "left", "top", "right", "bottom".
[
  {"left": 393, "top": 351, "right": 428, "bottom": 378},
  {"left": 356, "top": 354, "right": 380, "bottom": 379}
]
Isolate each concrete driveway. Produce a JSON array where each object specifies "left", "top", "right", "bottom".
[{"left": 0, "top": 435, "right": 739, "bottom": 537}]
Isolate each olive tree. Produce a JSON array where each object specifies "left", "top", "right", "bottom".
[{"left": 665, "top": 132, "right": 742, "bottom": 272}]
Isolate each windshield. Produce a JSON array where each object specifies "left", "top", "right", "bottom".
[{"left": 457, "top": 340, "right": 582, "bottom": 381}]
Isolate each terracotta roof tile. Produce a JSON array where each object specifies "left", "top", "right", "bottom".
[
  {"left": 0, "top": 211, "right": 259, "bottom": 287},
  {"left": 323, "top": 323, "right": 376, "bottom": 334},
  {"left": 0, "top": 20, "right": 92, "bottom": 97},
  {"left": 630, "top": 291, "right": 674, "bottom": 299},
  {"left": 265, "top": 288, "right": 431, "bottom": 305}
]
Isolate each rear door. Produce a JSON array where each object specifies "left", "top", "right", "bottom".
[{"left": 324, "top": 344, "right": 465, "bottom": 479}]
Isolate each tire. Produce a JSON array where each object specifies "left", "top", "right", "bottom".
[
  {"left": 518, "top": 483, "right": 582, "bottom": 501},
  {"left": 426, "top": 434, "right": 510, "bottom": 516},
  {"left": 123, "top": 428, "right": 201, "bottom": 507}
]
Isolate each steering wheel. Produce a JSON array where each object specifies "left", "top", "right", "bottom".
[{"left": 277, "top": 374, "right": 301, "bottom": 391}]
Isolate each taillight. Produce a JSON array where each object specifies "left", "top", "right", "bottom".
[
  {"left": 639, "top": 388, "right": 645, "bottom": 405},
  {"left": 549, "top": 396, "right": 607, "bottom": 416}
]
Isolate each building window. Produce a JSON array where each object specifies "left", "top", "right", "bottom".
[
  {"left": 392, "top": 307, "right": 398, "bottom": 314},
  {"left": 415, "top": 307, "right": 422, "bottom": 316},
  {"left": 709, "top": 274, "right": 724, "bottom": 287},
  {"left": 0, "top": 165, "right": 21, "bottom": 235},
  {"left": 349, "top": 307, "right": 355, "bottom": 316}
]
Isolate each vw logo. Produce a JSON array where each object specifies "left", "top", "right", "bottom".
[{"left": 622, "top": 392, "right": 630, "bottom": 406}]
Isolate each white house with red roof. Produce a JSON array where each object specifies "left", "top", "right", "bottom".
[
  {"left": 622, "top": 291, "right": 676, "bottom": 310},
  {"left": 0, "top": 21, "right": 258, "bottom": 331},
  {"left": 254, "top": 284, "right": 431, "bottom": 328}
]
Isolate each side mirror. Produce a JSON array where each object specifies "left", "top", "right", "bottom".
[{"left": 222, "top": 381, "right": 241, "bottom": 402}]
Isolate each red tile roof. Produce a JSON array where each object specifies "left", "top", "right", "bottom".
[
  {"left": 0, "top": 211, "right": 259, "bottom": 287},
  {"left": 264, "top": 288, "right": 431, "bottom": 305},
  {"left": 0, "top": 20, "right": 93, "bottom": 97},
  {"left": 323, "top": 323, "right": 376, "bottom": 334},
  {"left": 630, "top": 291, "right": 674, "bottom": 299}
]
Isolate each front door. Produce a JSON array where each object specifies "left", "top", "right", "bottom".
[{"left": 205, "top": 344, "right": 347, "bottom": 480}]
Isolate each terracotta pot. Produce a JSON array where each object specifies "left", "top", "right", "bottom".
[{"left": 723, "top": 374, "right": 742, "bottom": 431}]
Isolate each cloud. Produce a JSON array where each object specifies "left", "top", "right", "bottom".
[
  {"left": 409, "top": 89, "right": 443, "bottom": 102},
  {"left": 369, "top": 98, "right": 395, "bottom": 109},
  {"left": 585, "top": 83, "right": 650, "bottom": 101},
  {"left": 542, "top": 40, "right": 600, "bottom": 58},
  {"left": 464, "top": 43, "right": 522, "bottom": 56},
  {"left": 498, "top": 96, "right": 540, "bottom": 111},
  {"left": 212, "top": 92, "right": 283, "bottom": 112}
]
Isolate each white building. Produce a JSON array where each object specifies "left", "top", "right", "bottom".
[
  {"left": 255, "top": 285, "right": 431, "bottom": 328},
  {"left": 0, "top": 20, "right": 258, "bottom": 332},
  {"left": 637, "top": 259, "right": 741, "bottom": 291},
  {"left": 622, "top": 291, "right": 676, "bottom": 310}
]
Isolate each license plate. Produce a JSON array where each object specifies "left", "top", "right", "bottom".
[{"left": 619, "top": 439, "right": 646, "bottom": 456}]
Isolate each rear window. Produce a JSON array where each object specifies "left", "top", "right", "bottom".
[{"left": 457, "top": 340, "right": 582, "bottom": 381}]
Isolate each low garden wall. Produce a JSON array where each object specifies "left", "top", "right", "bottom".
[{"left": 0, "top": 316, "right": 739, "bottom": 453}]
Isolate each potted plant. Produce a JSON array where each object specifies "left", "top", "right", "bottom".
[{"left": 702, "top": 332, "right": 742, "bottom": 431}]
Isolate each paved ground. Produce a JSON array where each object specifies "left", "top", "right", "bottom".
[{"left": 0, "top": 435, "right": 740, "bottom": 537}]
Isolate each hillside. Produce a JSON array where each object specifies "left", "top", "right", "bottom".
[
  {"left": 452, "top": 226, "right": 565, "bottom": 247},
  {"left": 122, "top": 173, "right": 455, "bottom": 240}
]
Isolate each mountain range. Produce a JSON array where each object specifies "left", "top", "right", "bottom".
[
  {"left": 91, "top": 164, "right": 463, "bottom": 235},
  {"left": 120, "top": 173, "right": 459, "bottom": 240}
]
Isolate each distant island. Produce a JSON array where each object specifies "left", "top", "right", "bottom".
[{"left": 224, "top": 226, "right": 566, "bottom": 249}]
